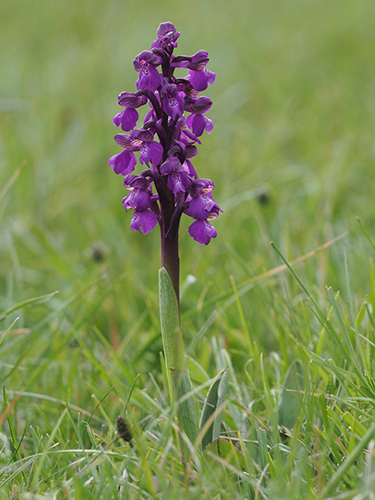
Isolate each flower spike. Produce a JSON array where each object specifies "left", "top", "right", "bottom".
[{"left": 109, "top": 21, "right": 221, "bottom": 294}]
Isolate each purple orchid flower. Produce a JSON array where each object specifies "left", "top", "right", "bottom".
[
  {"left": 160, "top": 83, "right": 184, "bottom": 119},
  {"left": 151, "top": 22, "right": 180, "bottom": 50},
  {"left": 189, "top": 68, "right": 216, "bottom": 92},
  {"left": 133, "top": 51, "right": 162, "bottom": 92},
  {"left": 114, "top": 129, "right": 163, "bottom": 168},
  {"left": 123, "top": 174, "right": 159, "bottom": 234},
  {"left": 109, "top": 22, "right": 221, "bottom": 298},
  {"left": 184, "top": 179, "right": 222, "bottom": 245}
]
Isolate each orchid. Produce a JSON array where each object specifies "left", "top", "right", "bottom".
[{"left": 108, "top": 22, "right": 225, "bottom": 450}]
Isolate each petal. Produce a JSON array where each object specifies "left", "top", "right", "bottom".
[
  {"left": 123, "top": 174, "right": 149, "bottom": 190},
  {"left": 206, "top": 69, "right": 216, "bottom": 85},
  {"left": 131, "top": 128, "right": 154, "bottom": 143},
  {"left": 108, "top": 150, "right": 137, "bottom": 175},
  {"left": 192, "top": 114, "right": 206, "bottom": 137},
  {"left": 118, "top": 92, "right": 147, "bottom": 108},
  {"left": 113, "top": 111, "right": 123, "bottom": 127},
  {"left": 143, "top": 109, "right": 155, "bottom": 125},
  {"left": 114, "top": 133, "right": 138, "bottom": 150},
  {"left": 187, "top": 193, "right": 215, "bottom": 219},
  {"left": 137, "top": 66, "right": 162, "bottom": 92},
  {"left": 163, "top": 93, "right": 184, "bottom": 119},
  {"left": 160, "top": 83, "right": 178, "bottom": 97},
  {"left": 186, "top": 96, "right": 212, "bottom": 114},
  {"left": 183, "top": 160, "right": 199, "bottom": 179},
  {"left": 123, "top": 188, "right": 152, "bottom": 211},
  {"left": 170, "top": 55, "right": 189, "bottom": 69},
  {"left": 122, "top": 108, "right": 138, "bottom": 131},
  {"left": 133, "top": 51, "right": 160, "bottom": 71},
  {"left": 181, "top": 129, "right": 201, "bottom": 144},
  {"left": 160, "top": 157, "right": 181, "bottom": 175},
  {"left": 188, "top": 51, "right": 209, "bottom": 71},
  {"left": 188, "top": 219, "right": 217, "bottom": 245},
  {"left": 130, "top": 210, "right": 158, "bottom": 234},
  {"left": 205, "top": 117, "right": 214, "bottom": 134},
  {"left": 139, "top": 141, "right": 163, "bottom": 167},
  {"left": 189, "top": 69, "right": 216, "bottom": 91},
  {"left": 189, "top": 179, "right": 215, "bottom": 197},
  {"left": 185, "top": 144, "right": 198, "bottom": 159},
  {"left": 167, "top": 171, "right": 191, "bottom": 195},
  {"left": 157, "top": 22, "right": 177, "bottom": 38},
  {"left": 189, "top": 69, "right": 208, "bottom": 92}
]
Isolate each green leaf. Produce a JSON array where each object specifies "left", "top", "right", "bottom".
[
  {"left": 200, "top": 369, "right": 229, "bottom": 450},
  {"left": 278, "top": 360, "right": 305, "bottom": 430},
  {"left": 159, "top": 267, "right": 185, "bottom": 381},
  {"left": 172, "top": 369, "right": 199, "bottom": 444},
  {"left": 159, "top": 268, "right": 198, "bottom": 443},
  {"left": 343, "top": 412, "right": 367, "bottom": 439}
]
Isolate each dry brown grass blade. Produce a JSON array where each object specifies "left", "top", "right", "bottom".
[
  {"left": 0, "top": 391, "right": 22, "bottom": 426},
  {"left": 239, "top": 231, "right": 348, "bottom": 288}
]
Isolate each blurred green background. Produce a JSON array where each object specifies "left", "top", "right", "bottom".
[
  {"left": 1, "top": 0, "right": 375, "bottom": 397},
  {"left": 3, "top": 1, "right": 375, "bottom": 496}
]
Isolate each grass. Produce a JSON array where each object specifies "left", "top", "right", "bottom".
[{"left": 2, "top": 0, "right": 375, "bottom": 498}]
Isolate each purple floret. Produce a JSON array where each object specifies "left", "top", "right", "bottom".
[
  {"left": 189, "top": 68, "right": 216, "bottom": 92},
  {"left": 108, "top": 150, "right": 137, "bottom": 175},
  {"left": 131, "top": 210, "right": 158, "bottom": 234},
  {"left": 188, "top": 220, "right": 217, "bottom": 245},
  {"left": 133, "top": 51, "right": 162, "bottom": 92},
  {"left": 113, "top": 108, "right": 139, "bottom": 132}
]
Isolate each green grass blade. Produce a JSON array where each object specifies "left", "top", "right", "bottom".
[
  {"left": 159, "top": 267, "right": 185, "bottom": 387},
  {"left": 321, "top": 422, "right": 375, "bottom": 497},
  {"left": 0, "top": 291, "right": 58, "bottom": 321},
  {"left": 0, "top": 317, "right": 19, "bottom": 348}
]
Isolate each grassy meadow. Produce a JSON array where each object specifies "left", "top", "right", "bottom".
[{"left": 2, "top": 0, "right": 375, "bottom": 497}]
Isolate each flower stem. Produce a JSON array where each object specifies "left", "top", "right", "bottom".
[{"left": 160, "top": 191, "right": 181, "bottom": 306}]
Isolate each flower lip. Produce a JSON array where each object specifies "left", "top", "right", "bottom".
[
  {"left": 189, "top": 68, "right": 216, "bottom": 92},
  {"left": 130, "top": 210, "right": 158, "bottom": 234},
  {"left": 109, "top": 150, "right": 137, "bottom": 175},
  {"left": 113, "top": 108, "right": 139, "bottom": 132},
  {"left": 188, "top": 219, "right": 217, "bottom": 245}
]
